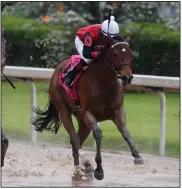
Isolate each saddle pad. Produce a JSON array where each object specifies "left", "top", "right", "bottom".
[{"left": 58, "top": 55, "right": 84, "bottom": 107}]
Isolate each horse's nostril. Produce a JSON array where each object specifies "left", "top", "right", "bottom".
[
  {"left": 121, "top": 75, "right": 133, "bottom": 85},
  {"left": 122, "top": 75, "right": 129, "bottom": 79},
  {"left": 121, "top": 76, "right": 128, "bottom": 82}
]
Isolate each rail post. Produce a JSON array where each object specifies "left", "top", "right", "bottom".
[
  {"left": 29, "top": 79, "right": 37, "bottom": 143},
  {"left": 158, "top": 90, "right": 166, "bottom": 156}
]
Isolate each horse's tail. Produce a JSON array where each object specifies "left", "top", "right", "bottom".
[{"left": 32, "top": 100, "right": 61, "bottom": 134}]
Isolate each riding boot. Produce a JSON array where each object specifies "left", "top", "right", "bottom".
[{"left": 64, "top": 59, "right": 87, "bottom": 88}]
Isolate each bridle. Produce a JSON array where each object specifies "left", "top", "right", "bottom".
[
  {"left": 111, "top": 41, "right": 129, "bottom": 48},
  {"left": 102, "top": 11, "right": 132, "bottom": 83},
  {"left": 103, "top": 41, "right": 131, "bottom": 78}
]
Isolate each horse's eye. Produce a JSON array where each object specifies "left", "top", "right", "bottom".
[{"left": 121, "top": 48, "right": 126, "bottom": 52}]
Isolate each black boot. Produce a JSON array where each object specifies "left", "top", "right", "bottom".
[
  {"left": 64, "top": 66, "right": 77, "bottom": 88},
  {"left": 64, "top": 59, "right": 87, "bottom": 88}
]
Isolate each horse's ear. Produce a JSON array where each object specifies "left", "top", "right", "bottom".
[{"left": 124, "top": 36, "right": 132, "bottom": 48}]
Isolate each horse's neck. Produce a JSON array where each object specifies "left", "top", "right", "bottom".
[
  {"left": 77, "top": 58, "right": 123, "bottom": 114},
  {"left": 79, "top": 58, "right": 123, "bottom": 113},
  {"left": 83, "top": 58, "right": 122, "bottom": 96},
  {"left": 95, "top": 58, "right": 117, "bottom": 83}
]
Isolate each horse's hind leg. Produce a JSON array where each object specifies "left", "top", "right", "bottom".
[{"left": 112, "top": 105, "right": 144, "bottom": 165}]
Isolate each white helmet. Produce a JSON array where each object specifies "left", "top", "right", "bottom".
[{"left": 101, "top": 16, "right": 119, "bottom": 37}]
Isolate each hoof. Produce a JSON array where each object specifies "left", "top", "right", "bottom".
[
  {"left": 94, "top": 168, "right": 104, "bottom": 180},
  {"left": 134, "top": 157, "right": 144, "bottom": 165}
]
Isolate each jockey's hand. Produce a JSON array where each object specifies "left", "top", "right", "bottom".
[
  {"left": 99, "top": 46, "right": 107, "bottom": 56},
  {"left": 94, "top": 45, "right": 104, "bottom": 51}
]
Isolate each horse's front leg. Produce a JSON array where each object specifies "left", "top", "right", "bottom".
[
  {"left": 55, "top": 105, "right": 86, "bottom": 181},
  {"left": 69, "top": 134, "right": 86, "bottom": 181},
  {"left": 65, "top": 124, "right": 88, "bottom": 181},
  {"left": 112, "top": 105, "right": 144, "bottom": 165},
  {"left": 76, "top": 116, "right": 94, "bottom": 173},
  {"left": 83, "top": 111, "right": 104, "bottom": 180}
]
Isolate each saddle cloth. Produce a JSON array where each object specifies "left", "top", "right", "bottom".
[{"left": 58, "top": 55, "right": 84, "bottom": 108}]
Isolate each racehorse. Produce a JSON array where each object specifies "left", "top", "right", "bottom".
[{"left": 32, "top": 35, "right": 144, "bottom": 181}]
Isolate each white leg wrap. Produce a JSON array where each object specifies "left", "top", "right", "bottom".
[
  {"left": 74, "top": 165, "right": 80, "bottom": 169},
  {"left": 78, "top": 149, "right": 85, "bottom": 156}
]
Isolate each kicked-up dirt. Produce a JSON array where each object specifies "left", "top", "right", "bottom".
[{"left": 1, "top": 140, "right": 180, "bottom": 187}]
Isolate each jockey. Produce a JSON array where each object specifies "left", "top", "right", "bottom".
[{"left": 64, "top": 15, "right": 122, "bottom": 88}]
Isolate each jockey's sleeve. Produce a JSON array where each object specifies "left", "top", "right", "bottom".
[{"left": 82, "top": 33, "right": 100, "bottom": 59}]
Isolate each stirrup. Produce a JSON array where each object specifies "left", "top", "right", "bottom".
[
  {"left": 74, "top": 100, "right": 81, "bottom": 110},
  {"left": 64, "top": 72, "right": 75, "bottom": 89},
  {"left": 65, "top": 79, "right": 74, "bottom": 89}
]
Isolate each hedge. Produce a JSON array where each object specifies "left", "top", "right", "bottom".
[
  {"left": 2, "top": 16, "right": 64, "bottom": 68},
  {"left": 121, "top": 22, "right": 180, "bottom": 77},
  {"left": 2, "top": 15, "right": 180, "bottom": 76}
]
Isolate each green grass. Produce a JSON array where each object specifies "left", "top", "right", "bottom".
[{"left": 2, "top": 80, "right": 180, "bottom": 157}]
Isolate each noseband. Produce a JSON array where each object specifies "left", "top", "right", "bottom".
[{"left": 104, "top": 42, "right": 131, "bottom": 77}]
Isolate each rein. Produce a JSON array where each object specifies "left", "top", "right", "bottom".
[{"left": 103, "top": 57, "right": 120, "bottom": 77}]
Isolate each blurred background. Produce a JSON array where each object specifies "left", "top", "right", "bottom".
[
  {"left": 2, "top": 1, "right": 180, "bottom": 76},
  {"left": 1, "top": 2, "right": 180, "bottom": 157}
]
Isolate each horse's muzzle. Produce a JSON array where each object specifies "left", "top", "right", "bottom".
[{"left": 121, "top": 75, "right": 133, "bottom": 86}]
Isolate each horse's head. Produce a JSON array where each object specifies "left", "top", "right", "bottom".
[{"left": 103, "top": 35, "right": 133, "bottom": 85}]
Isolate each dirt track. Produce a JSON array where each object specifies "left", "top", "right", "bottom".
[{"left": 1, "top": 140, "right": 180, "bottom": 187}]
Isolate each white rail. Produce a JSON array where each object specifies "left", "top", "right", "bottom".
[
  {"left": 3, "top": 66, "right": 180, "bottom": 156},
  {"left": 4, "top": 66, "right": 180, "bottom": 88}
]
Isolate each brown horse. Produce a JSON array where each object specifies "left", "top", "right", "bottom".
[{"left": 32, "top": 35, "right": 144, "bottom": 181}]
